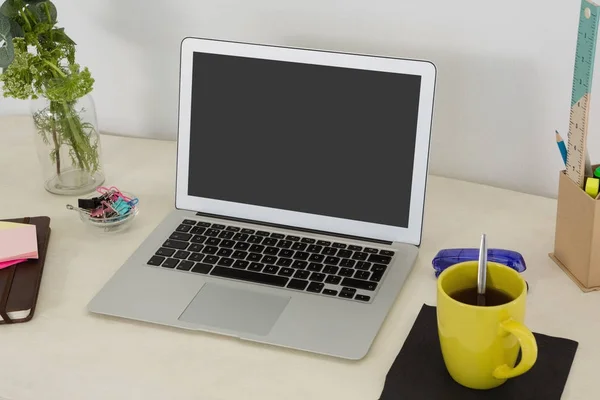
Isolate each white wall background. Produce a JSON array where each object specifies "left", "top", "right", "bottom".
[{"left": 0, "top": 0, "right": 596, "bottom": 198}]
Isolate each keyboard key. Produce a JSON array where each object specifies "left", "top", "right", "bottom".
[
  {"left": 339, "top": 288, "right": 355, "bottom": 299},
  {"left": 294, "top": 270, "right": 310, "bottom": 279},
  {"left": 264, "top": 247, "right": 279, "bottom": 256},
  {"left": 205, "top": 229, "right": 220, "bottom": 237},
  {"left": 348, "top": 245, "right": 362, "bottom": 251},
  {"left": 249, "top": 244, "right": 265, "bottom": 253},
  {"left": 271, "top": 233, "right": 285, "bottom": 239},
  {"left": 256, "top": 231, "right": 270, "bottom": 236},
  {"left": 248, "top": 235, "right": 263, "bottom": 244},
  {"left": 191, "top": 235, "right": 206, "bottom": 244},
  {"left": 217, "top": 258, "right": 234, "bottom": 267},
  {"left": 162, "top": 258, "right": 179, "bottom": 268},
  {"left": 174, "top": 250, "right": 191, "bottom": 259},
  {"left": 286, "top": 235, "right": 300, "bottom": 241},
  {"left": 156, "top": 247, "right": 175, "bottom": 257},
  {"left": 190, "top": 226, "right": 206, "bottom": 235},
  {"left": 301, "top": 238, "right": 316, "bottom": 244},
  {"left": 355, "top": 295, "right": 371, "bottom": 302},
  {"left": 323, "top": 265, "right": 339, "bottom": 274},
  {"left": 292, "top": 260, "right": 308, "bottom": 269},
  {"left": 163, "top": 240, "right": 189, "bottom": 250},
  {"left": 317, "top": 240, "right": 331, "bottom": 246},
  {"left": 218, "top": 230, "right": 234, "bottom": 239},
  {"left": 226, "top": 226, "right": 240, "bottom": 232},
  {"left": 307, "top": 263, "right": 323, "bottom": 272},
  {"left": 233, "top": 260, "right": 249, "bottom": 269},
  {"left": 191, "top": 263, "right": 212, "bottom": 274},
  {"left": 322, "top": 247, "right": 337, "bottom": 256},
  {"left": 277, "top": 240, "right": 293, "bottom": 249},
  {"left": 307, "top": 282, "right": 324, "bottom": 293},
  {"left": 307, "top": 245, "right": 323, "bottom": 253},
  {"left": 234, "top": 242, "right": 250, "bottom": 250},
  {"left": 206, "top": 237, "right": 221, "bottom": 246},
  {"left": 216, "top": 248, "right": 233, "bottom": 257},
  {"left": 323, "top": 289, "right": 338, "bottom": 296},
  {"left": 354, "top": 270, "right": 370, "bottom": 280},
  {"left": 197, "top": 222, "right": 211, "bottom": 227},
  {"left": 263, "top": 255, "right": 277, "bottom": 264},
  {"left": 309, "top": 273, "right": 326, "bottom": 282},
  {"left": 183, "top": 219, "right": 196, "bottom": 225},
  {"left": 325, "top": 275, "right": 342, "bottom": 285},
  {"left": 380, "top": 250, "right": 395, "bottom": 256},
  {"left": 337, "top": 250, "right": 352, "bottom": 258},
  {"left": 324, "top": 256, "right": 340, "bottom": 265},
  {"left": 364, "top": 247, "right": 378, "bottom": 254},
  {"left": 170, "top": 232, "right": 192, "bottom": 241},
  {"left": 370, "top": 271, "right": 384, "bottom": 282},
  {"left": 293, "top": 251, "right": 309, "bottom": 260},
  {"left": 241, "top": 228, "right": 255, "bottom": 234},
  {"left": 338, "top": 268, "right": 354, "bottom": 277},
  {"left": 202, "top": 246, "right": 218, "bottom": 255},
  {"left": 177, "top": 260, "right": 194, "bottom": 271},
  {"left": 368, "top": 254, "right": 392, "bottom": 264},
  {"left": 233, "top": 233, "right": 249, "bottom": 241},
  {"left": 279, "top": 249, "right": 294, "bottom": 258},
  {"left": 212, "top": 224, "right": 225, "bottom": 229},
  {"left": 288, "top": 279, "right": 309, "bottom": 290},
  {"left": 232, "top": 250, "right": 248, "bottom": 259},
  {"left": 291, "top": 242, "right": 307, "bottom": 251},
  {"left": 204, "top": 255, "right": 219, "bottom": 264},
  {"left": 352, "top": 252, "right": 369, "bottom": 261},
  {"left": 341, "top": 278, "right": 378, "bottom": 291},
  {"left": 278, "top": 267, "right": 294, "bottom": 277},
  {"left": 355, "top": 261, "right": 371, "bottom": 271},
  {"left": 276, "top": 258, "right": 293, "bottom": 267},
  {"left": 263, "top": 238, "right": 278, "bottom": 246},
  {"left": 248, "top": 262, "right": 264, "bottom": 272},
  {"left": 220, "top": 239, "right": 235, "bottom": 248},
  {"left": 148, "top": 256, "right": 165, "bottom": 266},
  {"left": 372, "top": 264, "right": 387, "bottom": 273},
  {"left": 247, "top": 253, "right": 262, "bottom": 262},
  {"left": 308, "top": 254, "right": 324, "bottom": 262},
  {"left": 210, "top": 267, "right": 289, "bottom": 287},
  {"left": 332, "top": 243, "right": 346, "bottom": 249},
  {"left": 340, "top": 259, "right": 355, "bottom": 268},
  {"left": 188, "top": 243, "right": 203, "bottom": 253},
  {"left": 264, "top": 265, "right": 279, "bottom": 274},
  {"left": 189, "top": 253, "right": 204, "bottom": 262},
  {"left": 176, "top": 224, "right": 192, "bottom": 233}
]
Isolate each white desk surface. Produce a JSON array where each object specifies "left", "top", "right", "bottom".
[{"left": 0, "top": 115, "right": 597, "bottom": 400}]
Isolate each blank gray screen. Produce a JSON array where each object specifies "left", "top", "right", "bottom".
[{"left": 187, "top": 51, "right": 421, "bottom": 228}]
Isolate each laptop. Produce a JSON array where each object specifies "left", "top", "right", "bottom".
[{"left": 87, "top": 37, "right": 436, "bottom": 360}]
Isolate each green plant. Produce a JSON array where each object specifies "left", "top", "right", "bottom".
[{"left": 0, "top": 0, "right": 98, "bottom": 177}]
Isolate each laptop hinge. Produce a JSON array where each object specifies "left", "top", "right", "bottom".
[{"left": 195, "top": 212, "right": 393, "bottom": 245}]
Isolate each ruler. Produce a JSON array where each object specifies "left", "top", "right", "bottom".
[{"left": 566, "top": 0, "right": 600, "bottom": 187}]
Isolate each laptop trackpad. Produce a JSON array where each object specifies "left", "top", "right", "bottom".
[{"left": 179, "top": 283, "right": 290, "bottom": 336}]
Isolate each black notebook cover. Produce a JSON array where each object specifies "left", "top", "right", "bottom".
[{"left": 380, "top": 304, "right": 578, "bottom": 400}]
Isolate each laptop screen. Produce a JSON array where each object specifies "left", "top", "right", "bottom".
[{"left": 187, "top": 51, "right": 422, "bottom": 228}]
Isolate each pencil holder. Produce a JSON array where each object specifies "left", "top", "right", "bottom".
[{"left": 550, "top": 169, "right": 600, "bottom": 292}]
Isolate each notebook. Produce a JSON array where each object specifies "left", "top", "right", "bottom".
[
  {"left": 0, "top": 221, "right": 38, "bottom": 263},
  {"left": 0, "top": 217, "right": 51, "bottom": 324}
]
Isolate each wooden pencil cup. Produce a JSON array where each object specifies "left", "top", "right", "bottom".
[{"left": 551, "top": 169, "right": 600, "bottom": 292}]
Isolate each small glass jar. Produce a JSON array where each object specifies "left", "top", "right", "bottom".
[{"left": 30, "top": 93, "right": 105, "bottom": 195}]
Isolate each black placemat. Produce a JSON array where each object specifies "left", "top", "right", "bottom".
[{"left": 380, "top": 304, "right": 579, "bottom": 400}]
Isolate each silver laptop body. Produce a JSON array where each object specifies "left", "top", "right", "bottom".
[{"left": 88, "top": 38, "right": 436, "bottom": 360}]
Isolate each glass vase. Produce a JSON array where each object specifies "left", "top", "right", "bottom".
[{"left": 30, "top": 94, "right": 105, "bottom": 195}]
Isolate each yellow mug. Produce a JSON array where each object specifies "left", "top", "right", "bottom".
[{"left": 437, "top": 261, "right": 537, "bottom": 390}]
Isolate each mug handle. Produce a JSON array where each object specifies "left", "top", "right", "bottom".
[{"left": 492, "top": 318, "right": 538, "bottom": 380}]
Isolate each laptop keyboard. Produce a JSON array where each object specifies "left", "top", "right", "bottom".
[{"left": 146, "top": 219, "right": 395, "bottom": 303}]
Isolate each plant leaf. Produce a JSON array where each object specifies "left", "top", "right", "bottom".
[
  {"left": 0, "top": 15, "right": 14, "bottom": 69},
  {"left": 23, "top": 0, "right": 45, "bottom": 4},
  {"left": 33, "top": 1, "right": 56, "bottom": 24},
  {"left": 0, "top": 0, "right": 19, "bottom": 18},
  {"left": 0, "top": 12, "right": 10, "bottom": 36},
  {"left": 10, "top": 19, "right": 23, "bottom": 37},
  {"left": 52, "top": 27, "right": 75, "bottom": 45}
]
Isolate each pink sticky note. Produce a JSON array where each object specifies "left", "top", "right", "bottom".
[
  {"left": 0, "top": 222, "right": 38, "bottom": 263},
  {"left": 0, "top": 259, "right": 26, "bottom": 270}
]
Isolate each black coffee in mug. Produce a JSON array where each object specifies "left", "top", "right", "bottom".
[{"left": 450, "top": 287, "right": 514, "bottom": 306}]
